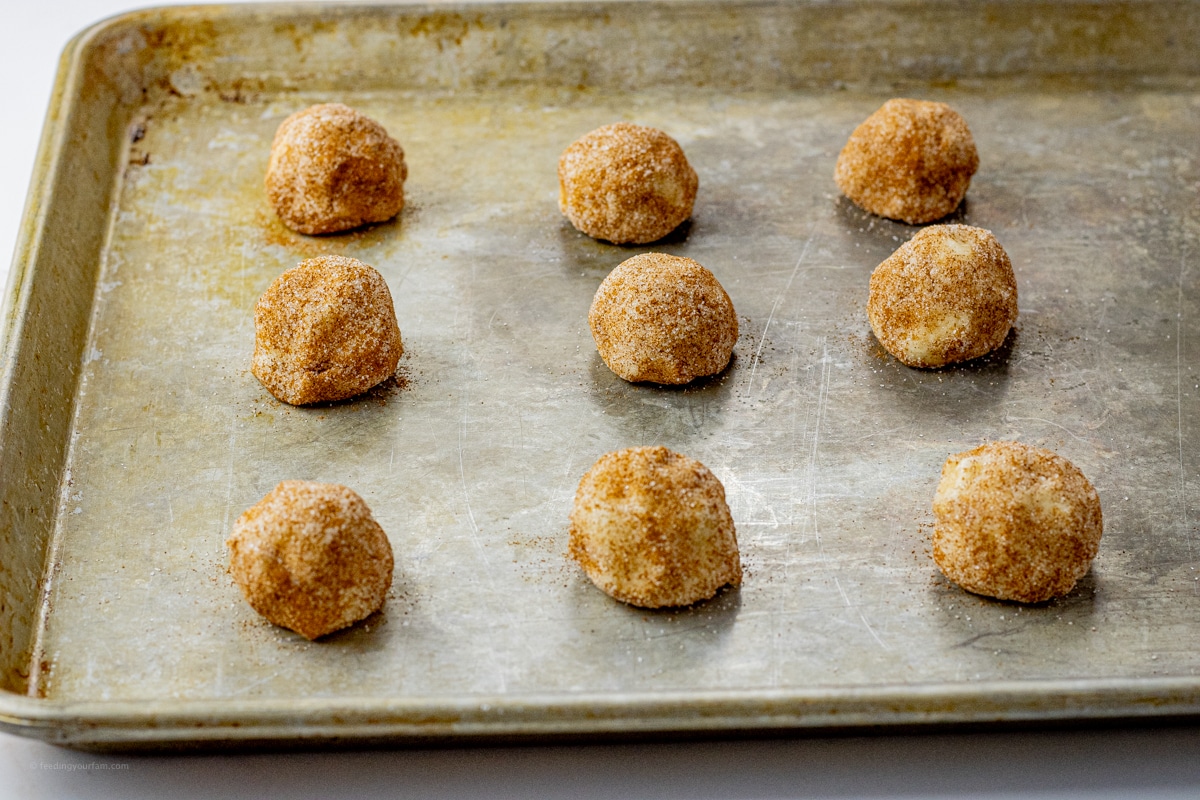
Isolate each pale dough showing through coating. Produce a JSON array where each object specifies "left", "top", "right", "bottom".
[
  {"left": 253, "top": 255, "right": 402, "bottom": 405},
  {"left": 835, "top": 98, "right": 979, "bottom": 224},
  {"left": 227, "top": 481, "right": 395, "bottom": 640},
  {"left": 589, "top": 253, "right": 737, "bottom": 384},
  {"left": 868, "top": 224, "right": 1016, "bottom": 368},
  {"left": 569, "top": 446, "right": 742, "bottom": 608},
  {"left": 558, "top": 122, "right": 699, "bottom": 244},
  {"left": 265, "top": 103, "right": 407, "bottom": 235},
  {"left": 933, "top": 441, "right": 1102, "bottom": 604}
]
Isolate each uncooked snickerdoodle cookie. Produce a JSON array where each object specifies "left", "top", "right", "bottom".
[
  {"left": 868, "top": 224, "right": 1016, "bottom": 368},
  {"left": 569, "top": 446, "right": 741, "bottom": 608},
  {"left": 589, "top": 252, "right": 737, "bottom": 384},
  {"left": 227, "top": 480, "right": 394, "bottom": 639},
  {"left": 265, "top": 103, "right": 407, "bottom": 235},
  {"left": 933, "top": 441, "right": 1102, "bottom": 604},
  {"left": 835, "top": 98, "right": 978, "bottom": 224},
  {"left": 558, "top": 122, "right": 698, "bottom": 244},
  {"left": 253, "top": 255, "right": 402, "bottom": 405}
]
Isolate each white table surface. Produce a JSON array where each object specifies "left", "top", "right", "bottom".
[{"left": 2, "top": 3, "right": 1199, "bottom": 798}]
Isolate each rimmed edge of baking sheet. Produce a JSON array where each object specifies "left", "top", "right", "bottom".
[{"left": 3, "top": 677, "right": 1200, "bottom": 750}]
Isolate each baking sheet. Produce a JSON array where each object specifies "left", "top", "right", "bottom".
[{"left": 2, "top": 0, "right": 1200, "bottom": 748}]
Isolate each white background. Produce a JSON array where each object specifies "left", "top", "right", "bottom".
[{"left": 2, "top": 2, "right": 1199, "bottom": 797}]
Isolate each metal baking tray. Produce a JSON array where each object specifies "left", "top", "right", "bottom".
[{"left": 2, "top": 0, "right": 1200, "bottom": 750}]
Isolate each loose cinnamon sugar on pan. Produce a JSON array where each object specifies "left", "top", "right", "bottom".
[
  {"left": 265, "top": 103, "right": 407, "bottom": 235},
  {"left": 933, "top": 441, "right": 1102, "bottom": 604},
  {"left": 227, "top": 481, "right": 394, "bottom": 640},
  {"left": 558, "top": 122, "right": 698, "bottom": 244},
  {"left": 253, "top": 255, "right": 402, "bottom": 405},
  {"left": 569, "top": 446, "right": 742, "bottom": 608},
  {"left": 835, "top": 98, "right": 978, "bottom": 224},
  {"left": 589, "top": 252, "right": 737, "bottom": 384},
  {"left": 868, "top": 224, "right": 1016, "bottom": 368}
]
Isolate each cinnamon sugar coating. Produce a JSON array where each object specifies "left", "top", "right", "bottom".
[
  {"left": 227, "top": 481, "right": 394, "bottom": 639},
  {"left": 589, "top": 253, "right": 737, "bottom": 384},
  {"left": 265, "top": 103, "right": 407, "bottom": 235},
  {"left": 868, "top": 224, "right": 1016, "bottom": 368},
  {"left": 933, "top": 441, "right": 1102, "bottom": 604},
  {"left": 558, "top": 122, "right": 698, "bottom": 244},
  {"left": 253, "top": 255, "right": 402, "bottom": 405},
  {"left": 569, "top": 446, "right": 742, "bottom": 608},
  {"left": 835, "top": 99, "right": 978, "bottom": 224}
]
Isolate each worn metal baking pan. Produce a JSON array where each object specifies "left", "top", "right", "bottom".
[{"left": 2, "top": 0, "right": 1200, "bottom": 750}]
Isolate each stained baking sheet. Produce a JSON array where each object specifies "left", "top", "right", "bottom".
[{"left": 2, "top": 0, "right": 1200, "bottom": 749}]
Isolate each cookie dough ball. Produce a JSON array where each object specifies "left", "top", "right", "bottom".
[
  {"left": 933, "top": 441, "right": 1103, "bottom": 604},
  {"left": 589, "top": 253, "right": 737, "bottom": 384},
  {"left": 569, "top": 446, "right": 742, "bottom": 608},
  {"left": 868, "top": 224, "right": 1016, "bottom": 368},
  {"left": 227, "top": 481, "right": 394, "bottom": 639},
  {"left": 559, "top": 122, "right": 699, "bottom": 244},
  {"left": 265, "top": 103, "right": 407, "bottom": 235},
  {"left": 253, "top": 255, "right": 402, "bottom": 405},
  {"left": 835, "top": 99, "right": 978, "bottom": 224}
]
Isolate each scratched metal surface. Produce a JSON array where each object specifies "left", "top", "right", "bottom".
[
  {"left": 36, "top": 85, "right": 1200, "bottom": 699},
  {"left": 5, "top": 1, "right": 1200, "bottom": 746}
]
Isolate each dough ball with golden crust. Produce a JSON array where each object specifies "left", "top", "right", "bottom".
[
  {"left": 933, "top": 441, "right": 1102, "bottom": 604},
  {"left": 589, "top": 253, "right": 737, "bottom": 384},
  {"left": 868, "top": 224, "right": 1016, "bottom": 368},
  {"left": 559, "top": 122, "right": 698, "bottom": 244},
  {"left": 835, "top": 98, "right": 978, "bottom": 224},
  {"left": 265, "top": 103, "right": 407, "bottom": 235},
  {"left": 227, "top": 481, "right": 394, "bottom": 639},
  {"left": 253, "top": 255, "right": 402, "bottom": 405},
  {"left": 569, "top": 446, "right": 741, "bottom": 608}
]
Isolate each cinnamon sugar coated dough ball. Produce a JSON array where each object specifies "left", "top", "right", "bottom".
[
  {"left": 933, "top": 441, "right": 1102, "bottom": 603},
  {"left": 559, "top": 122, "right": 699, "bottom": 244},
  {"left": 569, "top": 446, "right": 742, "bottom": 608},
  {"left": 253, "top": 255, "right": 402, "bottom": 405},
  {"left": 227, "top": 481, "right": 394, "bottom": 639},
  {"left": 589, "top": 253, "right": 737, "bottom": 384},
  {"left": 835, "top": 99, "right": 978, "bottom": 224},
  {"left": 868, "top": 224, "right": 1016, "bottom": 368},
  {"left": 265, "top": 103, "right": 407, "bottom": 235}
]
